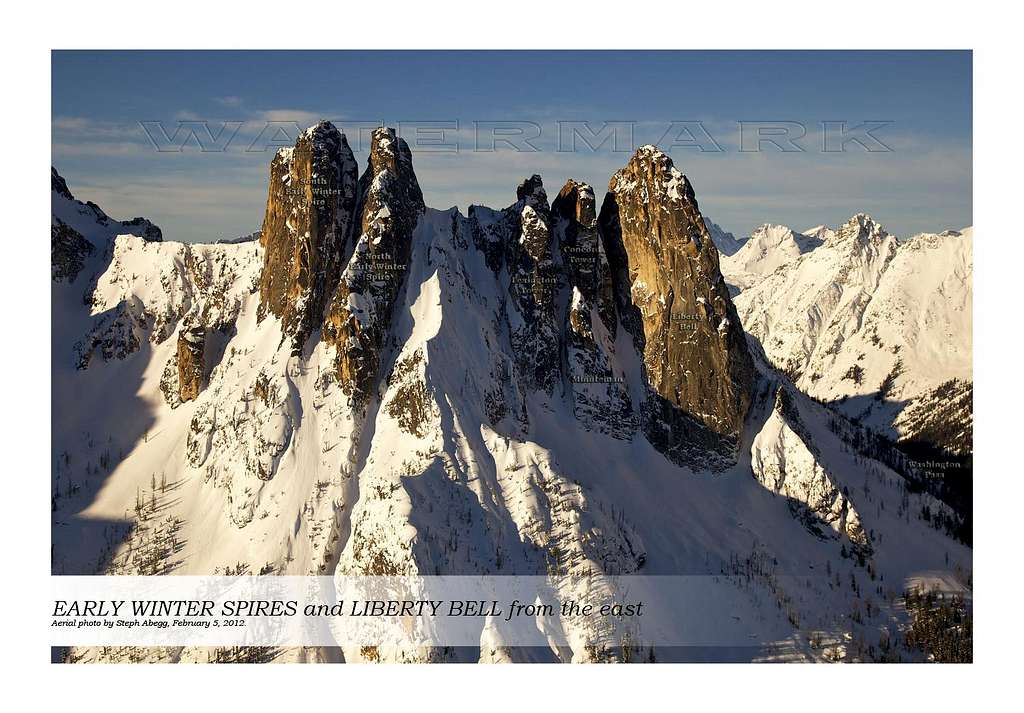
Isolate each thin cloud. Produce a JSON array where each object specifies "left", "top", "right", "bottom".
[
  {"left": 252, "top": 109, "right": 333, "bottom": 126},
  {"left": 52, "top": 114, "right": 971, "bottom": 242},
  {"left": 52, "top": 141, "right": 150, "bottom": 158}
]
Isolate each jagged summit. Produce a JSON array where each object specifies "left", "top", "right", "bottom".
[
  {"left": 631, "top": 143, "right": 667, "bottom": 161},
  {"left": 51, "top": 167, "right": 163, "bottom": 244},
  {"left": 516, "top": 173, "right": 548, "bottom": 205},
  {"left": 552, "top": 179, "right": 610, "bottom": 316},
  {"left": 762, "top": 224, "right": 816, "bottom": 247},
  {"left": 831, "top": 213, "right": 890, "bottom": 245},
  {"left": 302, "top": 119, "right": 338, "bottom": 141},
  {"left": 722, "top": 223, "right": 824, "bottom": 290},
  {"left": 323, "top": 126, "right": 424, "bottom": 401},
  {"left": 553, "top": 179, "right": 596, "bottom": 226},
  {"left": 51, "top": 166, "right": 74, "bottom": 200},
  {"left": 502, "top": 174, "right": 563, "bottom": 395},
  {"left": 257, "top": 120, "right": 359, "bottom": 353},
  {"left": 600, "top": 145, "right": 755, "bottom": 452}
]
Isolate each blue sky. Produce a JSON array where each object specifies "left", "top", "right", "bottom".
[{"left": 52, "top": 51, "right": 971, "bottom": 242}]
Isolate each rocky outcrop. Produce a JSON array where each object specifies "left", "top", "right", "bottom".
[
  {"left": 177, "top": 323, "right": 205, "bottom": 402},
  {"left": 894, "top": 379, "right": 973, "bottom": 457},
  {"left": 462, "top": 176, "right": 567, "bottom": 400},
  {"left": 504, "top": 175, "right": 565, "bottom": 396},
  {"left": 51, "top": 219, "right": 94, "bottom": 283},
  {"left": 258, "top": 121, "right": 359, "bottom": 353},
  {"left": 75, "top": 236, "right": 255, "bottom": 369},
  {"left": 831, "top": 212, "right": 890, "bottom": 246},
  {"left": 120, "top": 217, "right": 163, "bottom": 242},
  {"left": 599, "top": 146, "right": 755, "bottom": 461},
  {"left": 553, "top": 180, "right": 632, "bottom": 435},
  {"left": 752, "top": 387, "right": 872, "bottom": 558},
  {"left": 554, "top": 180, "right": 615, "bottom": 331},
  {"left": 52, "top": 167, "right": 74, "bottom": 200},
  {"left": 323, "top": 127, "right": 424, "bottom": 402}
]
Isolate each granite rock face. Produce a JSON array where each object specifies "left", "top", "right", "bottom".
[
  {"left": 599, "top": 146, "right": 755, "bottom": 459},
  {"left": 257, "top": 121, "right": 359, "bottom": 353},
  {"left": 177, "top": 322, "right": 206, "bottom": 402},
  {"left": 323, "top": 127, "right": 425, "bottom": 403},
  {"left": 51, "top": 219, "right": 94, "bottom": 283}
]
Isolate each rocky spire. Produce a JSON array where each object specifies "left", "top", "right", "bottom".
[
  {"left": 554, "top": 179, "right": 633, "bottom": 435},
  {"left": 599, "top": 146, "right": 754, "bottom": 459},
  {"left": 505, "top": 175, "right": 565, "bottom": 396},
  {"left": 257, "top": 121, "right": 359, "bottom": 353},
  {"left": 553, "top": 179, "right": 616, "bottom": 333},
  {"left": 323, "top": 127, "right": 424, "bottom": 402}
]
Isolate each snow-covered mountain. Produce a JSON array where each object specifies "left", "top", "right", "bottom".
[
  {"left": 722, "top": 223, "right": 828, "bottom": 290},
  {"left": 724, "top": 215, "right": 972, "bottom": 460},
  {"left": 52, "top": 125, "right": 971, "bottom": 663}
]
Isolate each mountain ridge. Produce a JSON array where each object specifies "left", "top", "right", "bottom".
[
  {"left": 50, "top": 123, "right": 971, "bottom": 663},
  {"left": 725, "top": 213, "right": 972, "bottom": 458}
]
